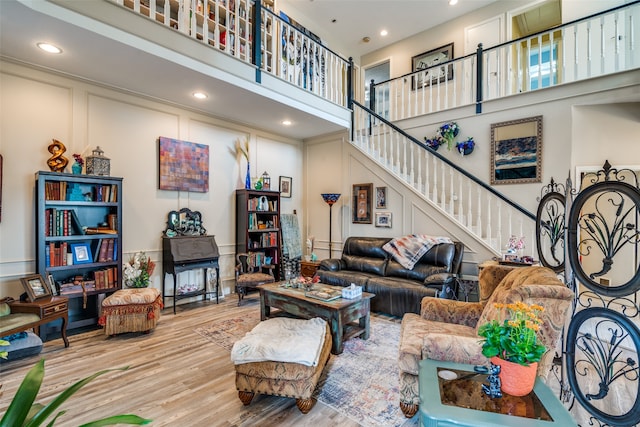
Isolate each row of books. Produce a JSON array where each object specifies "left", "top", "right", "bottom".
[
  {"left": 46, "top": 242, "right": 70, "bottom": 267},
  {"left": 95, "top": 238, "right": 117, "bottom": 263},
  {"left": 44, "top": 181, "right": 119, "bottom": 202},
  {"left": 45, "top": 208, "right": 83, "bottom": 237},
  {"left": 247, "top": 197, "right": 277, "bottom": 212},
  {"left": 58, "top": 268, "right": 118, "bottom": 295},
  {"left": 249, "top": 232, "right": 278, "bottom": 248},
  {"left": 45, "top": 238, "right": 117, "bottom": 267},
  {"left": 248, "top": 213, "right": 278, "bottom": 230}
]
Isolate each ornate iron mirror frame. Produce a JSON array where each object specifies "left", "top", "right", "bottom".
[
  {"left": 558, "top": 161, "right": 640, "bottom": 427},
  {"left": 536, "top": 178, "right": 566, "bottom": 273},
  {"left": 163, "top": 208, "right": 207, "bottom": 237}
]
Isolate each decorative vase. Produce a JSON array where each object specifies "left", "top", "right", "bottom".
[
  {"left": 458, "top": 146, "right": 474, "bottom": 156},
  {"left": 245, "top": 161, "right": 251, "bottom": 190},
  {"left": 71, "top": 161, "right": 82, "bottom": 174},
  {"left": 490, "top": 356, "right": 537, "bottom": 396}
]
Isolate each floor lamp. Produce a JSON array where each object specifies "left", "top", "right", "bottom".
[{"left": 321, "top": 193, "right": 341, "bottom": 257}]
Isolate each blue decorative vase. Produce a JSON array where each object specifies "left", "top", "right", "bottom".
[
  {"left": 72, "top": 161, "right": 82, "bottom": 174},
  {"left": 245, "top": 162, "right": 251, "bottom": 189}
]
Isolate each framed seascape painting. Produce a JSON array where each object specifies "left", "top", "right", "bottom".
[
  {"left": 411, "top": 43, "right": 454, "bottom": 90},
  {"left": 490, "top": 116, "right": 543, "bottom": 185},
  {"left": 158, "top": 136, "right": 209, "bottom": 192},
  {"left": 352, "top": 183, "right": 372, "bottom": 224}
]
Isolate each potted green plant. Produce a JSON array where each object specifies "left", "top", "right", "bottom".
[
  {"left": 477, "top": 301, "right": 546, "bottom": 396},
  {"left": 0, "top": 359, "right": 151, "bottom": 426}
]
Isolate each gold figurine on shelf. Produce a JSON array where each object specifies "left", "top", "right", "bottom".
[{"left": 47, "top": 139, "right": 69, "bottom": 172}]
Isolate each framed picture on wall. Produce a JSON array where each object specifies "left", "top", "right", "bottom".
[
  {"left": 376, "top": 186, "right": 387, "bottom": 208},
  {"left": 411, "top": 42, "right": 454, "bottom": 90},
  {"left": 279, "top": 176, "right": 292, "bottom": 198},
  {"left": 352, "top": 183, "right": 372, "bottom": 224},
  {"left": 375, "top": 212, "right": 392, "bottom": 228},
  {"left": 490, "top": 116, "right": 543, "bottom": 185}
]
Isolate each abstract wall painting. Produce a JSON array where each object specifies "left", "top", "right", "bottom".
[
  {"left": 159, "top": 136, "right": 209, "bottom": 192},
  {"left": 490, "top": 116, "right": 543, "bottom": 185}
]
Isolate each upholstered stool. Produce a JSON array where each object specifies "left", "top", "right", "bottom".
[
  {"left": 99, "top": 288, "right": 163, "bottom": 336},
  {"left": 232, "top": 318, "right": 332, "bottom": 414}
]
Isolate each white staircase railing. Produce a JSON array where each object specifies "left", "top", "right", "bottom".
[
  {"left": 352, "top": 101, "right": 537, "bottom": 256},
  {"left": 370, "top": 1, "right": 639, "bottom": 122}
]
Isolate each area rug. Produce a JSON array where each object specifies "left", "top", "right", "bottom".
[{"left": 195, "top": 313, "right": 419, "bottom": 427}]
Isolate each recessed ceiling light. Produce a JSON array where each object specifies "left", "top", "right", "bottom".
[
  {"left": 449, "top": 0, "right": 458, "bottom": 5},
  {"left": 37, "top": 43, "right": 62, "bottom": 54},
  {"left": 193, "top": 92, "right": 208, "bottom": 99},
  {"left": 282, "top": 120, "right": 292, "bottom": 126},
  {"left": 380, "top": 30, "right": 388, "bottom": 37}
]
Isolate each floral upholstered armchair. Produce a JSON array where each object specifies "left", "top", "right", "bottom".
[{"left": 397, "top": 264, "right": 574, "bottom": 418}]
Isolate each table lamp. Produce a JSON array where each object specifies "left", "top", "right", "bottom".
[{"left": 321, "top": 193, "right": 341, "bottom": 257}]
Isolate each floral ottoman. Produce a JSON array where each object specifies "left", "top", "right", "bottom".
[
  {"left": 232, "top": 317, "right": 332, "bottom": 414},
  {"left": 99, "top": 288, "right": 163, "bottom": 336}
]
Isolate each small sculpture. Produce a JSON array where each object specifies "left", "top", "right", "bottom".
[
  {"left": 482, "top": 363, "right": 502, "bottom": 398},
  {"left": 47, "top": 139, "right": 68, "bottom": 172}
]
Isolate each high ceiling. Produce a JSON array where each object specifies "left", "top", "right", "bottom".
[
  {"left": 1, "top": 0, "right": 496, "bottom": 140},
  {"left": 279, "top": 0, "right": 497, "bottom": 58}
]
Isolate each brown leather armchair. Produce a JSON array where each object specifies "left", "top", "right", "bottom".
[{"left": 397, "top": 265, "right": 574, "bottom": 418}]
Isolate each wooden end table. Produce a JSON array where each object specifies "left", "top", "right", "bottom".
[
  {"left": 257, "top": 282, "right": 374, "bottom": 355},
  {"left": 8, "top": 296, "right": 70, "bottom": 347},
  {"left": 419, "top": 359, "right": 576, "bottom": 427}
]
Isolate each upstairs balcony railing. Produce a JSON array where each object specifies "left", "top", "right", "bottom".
[
  {"left": 370, "top": 1, "right": 639, "bottom": 121},
  {"left": 110, "top": 0, "right": 352, "bottom": 108}
]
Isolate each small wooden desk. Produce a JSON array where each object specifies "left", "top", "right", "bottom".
[
  {"left": 8, "top": 296, "right": 69, "bottom": 347},
  {"left": 419, "top": 359, "right": 576, "bottom": 427},
  {"left": 257, "top": 282, "right": 374, "bottom": 355}
]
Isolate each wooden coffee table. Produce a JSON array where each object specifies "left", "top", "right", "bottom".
[{"left": 257, "top": 282, "right": 374, "bottom": 354}]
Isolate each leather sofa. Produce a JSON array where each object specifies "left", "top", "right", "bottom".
[{"left": 316, "top": 236, "right": 464, "bottom": 317}]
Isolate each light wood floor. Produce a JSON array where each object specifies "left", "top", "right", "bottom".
[{"left": 0, "top": 295, "right": 363, "bottom": 426}]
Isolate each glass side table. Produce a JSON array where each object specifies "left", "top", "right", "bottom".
[
  {"left": 419, "top": 359, "right": 577, "bottom": 427},
  {"left": 455, "top": 274, "right": 479, "bottom": 302}
]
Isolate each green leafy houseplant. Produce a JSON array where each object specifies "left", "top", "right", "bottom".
[
  {"left": 0, "top": 359, "right": 151, "bottom": 427},
  {"left": 477, "top": 301, "right": 546, "bottom": 366}
]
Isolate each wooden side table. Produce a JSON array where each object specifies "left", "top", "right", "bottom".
[
  {"left": 9, "top": 296, "right": 69, "bottom": 347},
  {"left": 300, "top": 260, "right": 321, "bottom": 278}
]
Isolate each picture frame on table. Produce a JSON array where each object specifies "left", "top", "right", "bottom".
[
  {"left": 20, "top": 274, "right": 52, "bottom": 302},
  {"left": 375, "top": 212, "right": 392, "bottom": 228},
  {"left": 376, "top": 186, "right": 387, "bottom": 208},
  {"left": 47, "top": 274, "right": 58, "bottom": 296},
  {"left": 71, "top": 242, "right": 92, "bottom": 264},
  {"left": 411, "top": 42, "right": 454, "bottom": 90},
  {"left": 490, "top": 116, "right": 543, "bottom": 185},
  {"left": 279, "top": 176, "right": 292, "bottom": 198},
  {"left": 352, "top": 183, "right": 373, "bottom": 224}
]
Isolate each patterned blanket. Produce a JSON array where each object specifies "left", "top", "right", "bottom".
[{"left": 383, "top": 234, "right": 453, "bottom": 270}]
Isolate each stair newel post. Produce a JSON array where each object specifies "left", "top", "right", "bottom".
[
  {"left": 348, "top": 57, "right": 354, "bottom": 141},
  {"left": 368, "top": 79, "right": 376, "bottom": 137},
  {"left": 476, "top": 43, "right": 484, "bottom": 114},
  {"left": 252, "top": 0, "right": 262, "bottom": 83}
]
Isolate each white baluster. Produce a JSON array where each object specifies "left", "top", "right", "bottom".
[
  {"left": 432, "top": 157, "right": 438, "bottom": 204},
  {"left": 440, "top": 164, "right": 446, "bottom": 210},
  {"left": 164, "top": 0, "right": 170, "bottom": 26},
  {"left": 497, "top": 202, "right": 503, "bottom": 252},
  {"left": 467, "top": 179, "right": 472, "bottom": 229},
  {"left": 458, "top": 178, "right": 463, "bottom": 222},
  {"left": 476, "top": 191, "right": 482, "bottom": 238},
  {"left": 423, "top": 150, "right": 429, "bottom": 196},
  {"left": 134, "top": 0, "right": 140, "bottom": 13},
  {"left": 449, "top": 169, "right": 454, "bottom": 215},
  {"left": 486, "top": 195, "right": 492, "bottom": 247}
]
